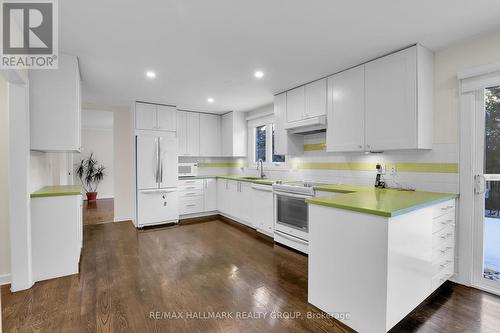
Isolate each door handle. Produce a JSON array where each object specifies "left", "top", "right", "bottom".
[{"left": 474, "top": 174, "right": 486, "bottom": 194}]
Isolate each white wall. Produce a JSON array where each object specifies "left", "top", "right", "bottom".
[
  {"left": 0, "top": 76, "right": 11, "bottom": 281},
  {"left": 112, "top": 108, "right": 134, "bottom": 221},
  {"left": 81, "top": 110, "right": 114, "bottom": 199}
]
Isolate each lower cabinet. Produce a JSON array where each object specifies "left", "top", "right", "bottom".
[
  {"left": 178, "top": 177, "right": 218, "bottom": 216},
  {"left": 31, "top": 194, "right": 83, "bottom": 282},
  {"left": 251, "top": 184, "right": 274, "bottom": 236}
]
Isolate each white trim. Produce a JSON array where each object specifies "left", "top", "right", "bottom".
[
  {"left": 246, "top": 110, "right": 273, "bottom": 121},
  {"left": 113, "top": 216, "right": 133, "bottom": 223},
  {"left": 461, "top": 71, "right": 500, "bottom": 93},
  {"left": 0, "top": 274, "right": 11, "bottom": 286},
  {"left": 458, "top": 62, "right": 500, "bottom": 80},
  {"left": 179, "top": 211, "right": 218, "bottom": 219}
]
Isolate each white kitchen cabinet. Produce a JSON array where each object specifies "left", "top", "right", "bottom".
[
  {"left": 308, "top": 198, "right": 456, "bottom": 333},
  {"left": 30, "top": 53, "right": 81, "bottom": 152},
  {"left": 31, "top": 192, "right": 83, "bottom": 282},
  {"left": 135, "top": 103, "right": 157, "bottom": 130},
  {"left": 251, "top": 184, "right": 274, "bottom": 236},
  {"left": 177, "top": 111, "right": 200, "bottom": 156},
  {"left": 135, "top": 103, "right": 177, "bottom": 131},
  {"left": 157, "top": 105, "right": 177, "bottom": 131},
  {"left": 285, "top": 79, "right": 327, "bottom": 125},
  {"left": 216, "top": 178, "right": 229, "bottom": 214},
  {"left": 237, "top": 181, "right": 253, "bottom": 226},
  {"left": 326, "top": 65, "right": 365, "bottom": 152},
  {"left": 305, "top": 78, "right": 327, "bottom": 118},
  {"left": 364, "top": 45, "right": 433, "bottom": 151},
  {"left": 203, "top": 178, "right": 217, "bottom": 212},
  {"left": 286, "top": 86, "right": 305, "bottom": 123},
  {"left": 273, "top": 93, "right": 303, "bottom": 156},
  {"left": 199, "top": 113, "right": 222, "bottom": 156},
  {"left": 221, "top": 112, "right": 247, "bottom": 157}
]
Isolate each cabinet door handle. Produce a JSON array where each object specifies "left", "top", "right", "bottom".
[
  {"left": 440, "top": 247, "right": 453, "bottom": 254},
  {"left": 366, "top": 144, "right": 371, "bottom": 149},
  {"left": 358, "top": 145, "right": 363, "bottom": 149}
]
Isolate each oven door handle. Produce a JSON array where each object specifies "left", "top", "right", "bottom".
[
  {"left": 275, "top": 231, "right": 308, "bottom": 245},
  {"left": 273, "top": 190, "right": 312, "bottom": 199}
]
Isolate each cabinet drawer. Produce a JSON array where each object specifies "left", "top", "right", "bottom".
[
  {"left": 179, "top": 179, "right": 204, "bottom": 185},
  {"left": 179, "top": 197, "right": 204, "bottom": 215},
  {"left": 431, "top": 252, "right": 454, "bottom": 276},
  {"left": 433, "top": 239, "right": 454, "bottom": 261},
  {"left": 178, "top": 181, "right": 204, "bottom": 191},
  {"left": 432, "top": 200, "right": 455, "bottom": 218},
  {"left": 178, "top": 189, "right": 203, "bottom": 197},
  {"left": 432, "top": 225, "right": 454, "bottom": 248},
  {"left": 432, "top": 212, "right": 455, "bottom": 234},
  {"left": 431, "top": 263, "right": 454, "bottom": 291}
]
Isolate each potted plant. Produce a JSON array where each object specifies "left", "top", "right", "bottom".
[{"left": 76, "top": 153, "right": 105, "bottom": 201}]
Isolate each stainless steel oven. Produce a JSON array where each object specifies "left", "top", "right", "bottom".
[{"left": 273, "top": 188, "right": 312, "bottom": 253}]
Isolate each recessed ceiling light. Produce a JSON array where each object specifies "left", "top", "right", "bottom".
[
  {"left": 207, "top": 97, "right": 214, "bottom": 103},
  {"left": 146, "top": 71, "right": 156, "bottom": 79},
  {"left": 254, "top": 70, "right": 264, "bottom": 79}
]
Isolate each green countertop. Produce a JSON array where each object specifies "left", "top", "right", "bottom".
[
  {"left": 179, "top": 175, "right": 279, "bottom": 186},
  {"left": 31, "top": 185, "right": 82, "bottom": 198},
  {"left": 306, "top": 185, "right": 458, "bottom": 217}
]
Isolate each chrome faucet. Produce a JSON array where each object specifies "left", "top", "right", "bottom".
[{"left": 257, "top": 159, "right": 266, "bottom": 178}]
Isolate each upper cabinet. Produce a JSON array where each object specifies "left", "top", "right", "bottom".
[
  {"left": 286, "top": 78, "right": 327, "bottom": 125},
  {"left": 222, "top": 112, "right": 247, "bottom": 157},
  {"left": 177, "top": 111, "right": 200, "bottom": 156},
  {"left": 135, "top": 102, "right": 176, "bottom": 132},
  {"left": 199, "top": 113, "right": 221, "bottom": 156},
  {"left": 30, "top": 53, "right": 81, "bottom": 152},
  {"left": 326, "top": 45, "right": 433, "bottom": 152},
  {"left": 364, "top": 45, "right": 432, "bottom": 151},
  {"left": 327, "top": 65, "right": 365, "bottom": 152},
  {"left": 274, "top": 93, "right": 304, "bottom": 156}
]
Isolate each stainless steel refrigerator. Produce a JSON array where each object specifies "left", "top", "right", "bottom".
[{"left": 136, "top": 134, "right": 178, "bottom": 227}]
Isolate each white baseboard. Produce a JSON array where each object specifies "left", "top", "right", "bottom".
[
  {"left": 114, "top": 216, "right": 132, "bottom": 223},
  {"left": 179, "top": 211, "right": 218, "bottom": 219},
  {"left": 84, "top": 196, "right": 114, "bottom": 201},
  {"left": 0, "top": 273, "right": 11, "bottom": 286}
]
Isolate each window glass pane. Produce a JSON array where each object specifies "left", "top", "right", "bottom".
[
  {"left": 272, "top": 124, "right": 286, "bottom": 162},
  {"left": 255, "top": 125, "right": 266, "bottom": 162},
  {"left": 485, "top": 86, "right": 500, "bottom": 174}
]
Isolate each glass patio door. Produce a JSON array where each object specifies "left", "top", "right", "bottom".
[{"left": 474, "top": 85, "right": 500, "bottom": 294}]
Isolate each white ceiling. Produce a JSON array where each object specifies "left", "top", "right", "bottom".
[{"left": 60, "top": 0, "right": 500, "bottom": 113}]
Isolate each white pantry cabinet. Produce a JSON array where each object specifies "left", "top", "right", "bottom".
[
  {"left": 251, "top": 184, "right": 274, "bottom": 236},
  {"left": 221, "top": 112, "right": 247, "bottom": 157},
  {"left": 135, "top": 103, "right": 177, "bottom": 131},
  {"left": 30, "top": 53, "right": 81, "bottom": 152},
  {"left": 364, "top": 45, "right": 433, "bottom": 151},
  {"left": 327, "top": 65, "right": 365, "bottom": 152},
  {"left": 273, "top": 93, "right": 303, "bottom": 156},
  {"left": 199, "top": 113, "right": 222, "bottom": 156},
  {"left": 285, "top": 78, "right": 327, "bottom": 125},
  {"left": 177, "top": 111, "right": 200, "bottom": 156}
]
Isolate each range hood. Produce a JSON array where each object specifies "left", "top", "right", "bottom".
[{"left": 284, "top": 115, "right": 327, "bottom": 134}]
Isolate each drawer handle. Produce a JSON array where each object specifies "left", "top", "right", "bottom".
[
  {"left": 186, "top": 204, "right": 197, "bottom": 207},
  {"left": 440, "top": 260, "right": 452, "bottom": 268},
  {"left": 440, "top": 246, "right": 453, "bottom": 254},
  {"left": 440, "top": 219, "right": 454, "bottom": 225},
  {"left": 184, "top": 186, "right": 196, "bottom": 189},
  {"left": 185, "top": 193, "right": 197, "bottom": 195},
  {"left": 440, "top": 232, "right": 453, "bottom": 240}
]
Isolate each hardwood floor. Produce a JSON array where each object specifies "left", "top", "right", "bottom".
[
  {"left": 2, "top": 219, "right": 500, "bottom": 332},
  {"left": 83, "top": 198, "right": 114, "bottom": 225}
]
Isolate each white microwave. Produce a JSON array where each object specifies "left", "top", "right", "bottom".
[{"left": 178, "top": 163, "right": 198, "bottom": 177}]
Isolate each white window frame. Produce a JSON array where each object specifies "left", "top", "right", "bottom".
[{"left": 250, "top": 121, "right": 286, "bottom": 169}]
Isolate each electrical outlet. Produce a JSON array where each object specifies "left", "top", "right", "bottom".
[{"left": 390, "top": 164, "right": 397, "bottom": 174}]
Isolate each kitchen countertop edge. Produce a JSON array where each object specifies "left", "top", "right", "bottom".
[{"left": 31, "top": 185, "right": 83, "bottom": 198}]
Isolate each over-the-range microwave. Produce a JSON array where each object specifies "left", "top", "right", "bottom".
[{"left": 178, "top": 163, "right": 198, "bottom": 177}]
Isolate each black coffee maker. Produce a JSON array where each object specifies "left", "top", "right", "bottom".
[{"left": 375, "top": 163, "right": 386, "bottom": 188}]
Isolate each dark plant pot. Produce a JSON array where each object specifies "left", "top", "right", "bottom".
[{"left": 86, "top": 192, "right": 98, "bottom": 201}]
